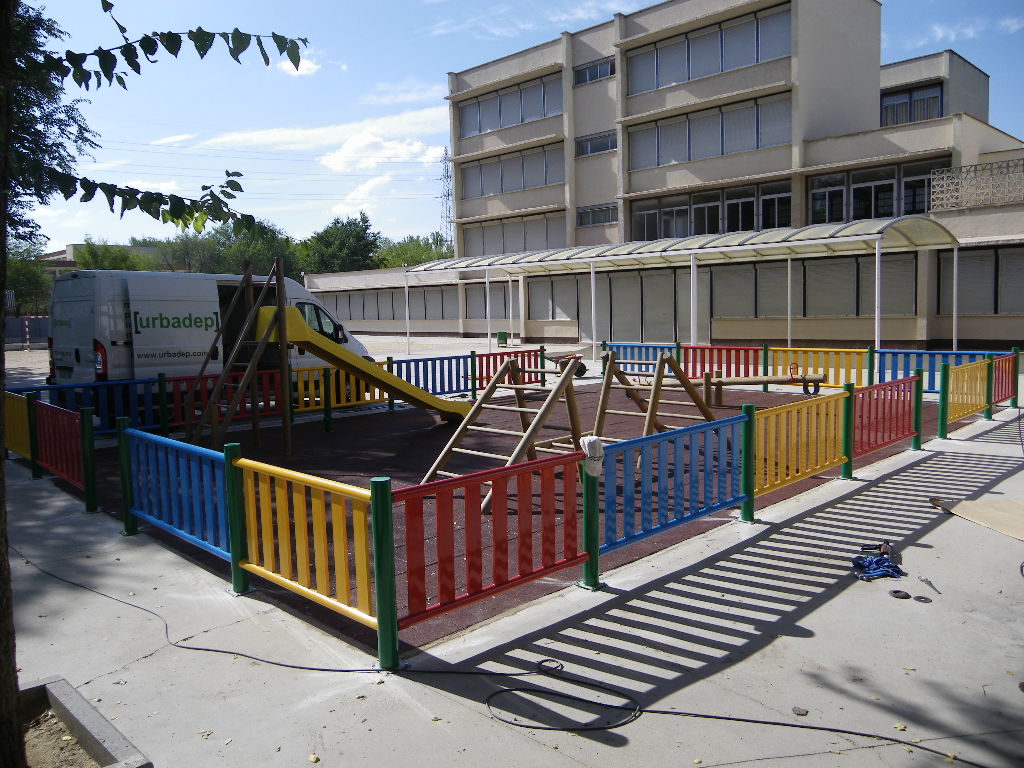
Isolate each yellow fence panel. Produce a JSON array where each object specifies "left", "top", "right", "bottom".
[
  {"left": 753, "top": 391, "right": 849, "bottom": 495},
  {"left": 235, "top": 458, "right": 377, "bottom": 629},
  {"left": 947, "top": 359, "right": 989, "bottom": 423},
  {"left": 5, "top": 393, "right": 31, "bottom": 458},
  {"left": 769, "top": 347, "right": 869, "bottom": 388},
  {"left": 293, "top": 366, "right": 389, "bottom": 413}
]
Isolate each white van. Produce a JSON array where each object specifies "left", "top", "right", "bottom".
[{"left": 49, "top": 270, "right": 369, "bottom": 384}]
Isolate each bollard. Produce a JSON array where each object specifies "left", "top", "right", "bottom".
[
  {"left": 841, "top": 383, "right": 855, "bottom": 479},
  {"left": 740, "top": 404, "right": 756, "bottom": 522},
  {"left": 370, "top": 477, "right": 400, "bottom": 670},
  {"left": 579, "top": 436, "right": 604, "bottom": 590},
  {"left": 937, "top": 363, "right": 950, "bottom": 439}
]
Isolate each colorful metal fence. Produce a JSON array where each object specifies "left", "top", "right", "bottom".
[
  {"left": 392, "top": 452, "right": 587, "bottom": 629},
  {"left": 750, "top": 391, "right": 849, "bottom": 495},
  {"left": 32, "top": 400, "right": 84, "bottom": 488},
  {"left": 601, "top": 416, "right": 746, "bottom": 551},
  {"left": 10, "top": 379, "right": 162, "bottom": 434},
  {"left": 389, "top": 354, "right": 473, "bottom": 396},
  {"left": 123, "top": 428, "right": 231, "bottom": 560},
  {"left": 768, "top": 347, "right": 869, "bottom": 388},
  {"left": 851, "top": 377, "right": 918, "bottom": 457},
  {"left": 235, "top": 459, "right": 377, "bottom": 628},
  {"left": 167, "top": 370, "right": 282, "bottom": 428},
  {"left": 5, "top": 392, "right": 31, "bottom": 458},
  {"left": 876, "top": 349, "right": 991, "bottom": 393},
  {"left": 605, "top": 342, "right": 761, "bottom": 377},
  {"left": 293, "top": 366, "right": 388, "bottom": 413},
  {"left": 475, "top": 348, "right": 544, "bottom": 387},
  {"left": 939, "top": 359, "right": 989, "bottom": 436},
  {"left": 991, "top": 352, "right": 1017, "bottom": 405}
]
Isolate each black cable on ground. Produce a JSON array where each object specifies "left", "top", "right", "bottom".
[{"left": 12, "top": 547, "right": 997, "bottom": 768}]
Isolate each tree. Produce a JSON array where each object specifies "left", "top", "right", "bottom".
[
  {"left": 302, "top": 213, "right": 382, "bottom": 274},
  {"left": 0, "top": 3, "right": 308, "bottom": 765},
  {"left": 76, "top": 237, "right": 161, "bottom": 270},
  {"left": 376, "top": 230, "right": 453, "bottom": 269},
  {"left": 208, "top": 220, "right": 302, "bottom": 279},
  {"left": 6, "top": 240, "right": 52, "bottom": 314}
]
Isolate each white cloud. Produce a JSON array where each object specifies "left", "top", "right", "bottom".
[
  {"left": 150, "top": 133, "right": 197, "bottom": 145},
  {"left": 82, "top": 159, "right": 128, "bottom": 173},
  {"left": 199, "top": 106, "right": 449, "bottom": 151},
  {"left": 330, "top": 175, "right": 394, "bottom": 219},
  {"left": 361, "top": 78, "right": 447, "bottom": 106},
  {"left": 908, "top": 19, "right": 988, "bottom": 48},
  {"left": 999, "top": 17, "right": 1024, "bottom": 34},
  {"left": 277, "top": 57, "right": 321, "bottom": 76},
  {"left": 427, "top": 0, "right": 645, "bottom": 38},
  {"left": 318, "top": 135, "right": 445, "bottom": 173},
  {"left": 121, "top": 179, "right": 182, "bottom": 194}
]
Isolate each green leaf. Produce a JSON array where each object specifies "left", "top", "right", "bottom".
[
  {"left": 286, "top": 40, "right": 300, "bottom": 71},
  {"left": 95, "top": 48, "right": 117, "bottom": 83},
  {"left": 119, "top": 194, "right": 139, "bottom": 218},
  {"left": 240, "top": 214, "right": 256, "bottom": 231},
  {"left": 93, "top": 70, "right": 103, "bottom": 88},
  {"left": 221, "top": 191, "right": 236, "bottom": 200},
  {"left": 159, "top": 32, "right": 182, "bottom": 57},
  {"left": 229, "top": 29, "right": 251, "bottom": 62},
  {"left": 71, "top": 66, "right": 87, "bottom": 89},
  {"left": 139, "top": 35, "right": 159, "bottom": 58},
  {"left": 120, "top": 43, "right": 141, "bottom": 74},
  {"left": 224, "top": 179, "right": 243, "bottom": 192},
  {"left": 225, "top": 170, "right": 243, "bottom": 178},
  {"left": 79, "top": 178, "right": 98, "bottom": 202},
  {"left": 100, "top": 0, "right": 114, "bottom": 12},
  {"left": 56, "top": 174, "right": 79, "bottom": 200},
  {"left": 139, "top": 192, "right": 163, "bottom": 220},
  {"left": 271, "top": 32, "right": 288, "bottom": 55},
  {"left": 255, "top": 36, "right": 270, "bottom": 66},
  {"left": 168, "top": 195, "right": 187, "bottom": 220},
  {"left": 115, "top": 74, "right": 127, "bottom": 89},
  {"left": 66, "top": 50, "right": 88, "bottom": 69},
  {"left": 188, "top": 27, "right": 216, "bottom": 58},
  {"left": 98, "top": 183, "right": 117, "bottom": 212}
]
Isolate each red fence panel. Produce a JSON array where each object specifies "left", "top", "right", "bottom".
[
  {"left": 32, "top": 400, "right": 83, "bottom": 488},
  {"left": 393, "top": 452, "right": 587, "bottom": 629},
  {"left": 166, "top": 370, "right": 282, "bottom": 428},
  {"left": 852, "top": 376, "right": 917, "bottom": 457},
  {"left": 475, "top": 349, "right": 543, "bottom": 388},
  {"left": 678, "top": 345, "right": 761, "bottom": 378},
  {"left": 992, "top": 353, "right": 1016, "bottom": 405}
]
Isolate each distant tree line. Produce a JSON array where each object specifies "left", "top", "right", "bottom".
[{"left": 5, "top": 211, "right": 453, "bottom": 313}]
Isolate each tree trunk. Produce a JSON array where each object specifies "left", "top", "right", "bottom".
[{"left": 0, "top": 0, "right": 28, "bottom": 763}]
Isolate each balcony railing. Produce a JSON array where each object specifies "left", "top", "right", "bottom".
[{"left": 930, "top": 159, "right": 1024, "bottom": 211}]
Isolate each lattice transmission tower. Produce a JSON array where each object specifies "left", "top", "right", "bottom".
[{"left": 439, "top": 147, "right": 454, "bottom": 250}]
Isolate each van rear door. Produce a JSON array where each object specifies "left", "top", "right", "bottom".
[
  {"left": 126, "top": 274, "right": 223, "bottom": 379},
  {"left": 51, "top": 274, "right": 99, "bottom": 384}
]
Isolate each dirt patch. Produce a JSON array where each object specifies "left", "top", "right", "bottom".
[{"left": 25, "top": 710, "right": 100, "bottom": 768}]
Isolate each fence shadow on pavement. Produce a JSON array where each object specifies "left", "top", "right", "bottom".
[{"left": 403, "top": 432, "right": 1024, "bottom": 761}]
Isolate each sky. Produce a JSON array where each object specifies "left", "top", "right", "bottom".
[{"left": 27, "top": 0, "right": 1024, "bottom": 253}]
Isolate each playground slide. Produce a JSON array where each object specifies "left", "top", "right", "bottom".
[{"left": 259, "top": 306, "right": 470, "bottom": 422}]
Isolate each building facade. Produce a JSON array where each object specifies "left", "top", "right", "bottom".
[{"left": 308, "top": 0, "right": 1024, "bottom": 348}]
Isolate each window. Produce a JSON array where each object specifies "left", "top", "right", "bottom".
[
  {"left": 758, "top": 7, "right": 791, "bottom": 61},
  {"left": 574, "top": 57, "right": 615, "bottom": 85},
  {"left": 725, "top": 186, "right": 756, "bottom": 232},
  {"left": 627, "top": 48, "right": 656, "bottom": 95},
  {"left": 628, "top": 125, "right": 658, "bottom": 170},
  {"left": 939, "top": 249, "right": 995, "bottom": 314},
  {"left": 689, "top": 110, "right": 721, "bottom": 160},
  {"left": 881, "top": 83, "right": 943, "bottom": 127},
  {"left": 692, "top": 191, "right": 721, "bottom": 235},
  {"left": 657, "top": 36, "right": 687, "bottom": 87},
  {"left": 851, "top": 168, "right": 896, "bottom": 220},
  {"left": 688, "top": 27, "right": 722, "bottom": 79},
  {"left": 805, "top": 258, "right": 857, "bottom": 317},
  {"left": 723, "top": 17, "right": 756, "bottom": 71},
  {"left": 723, "top": 102, "right": 756, "bottom": 154},
  {"left": 632, "top": 182, "right": 789, "bottom": 240},
  {"left": 481, "top": 159, "right": 501, "bottom": 196},
  {"left": 545, "top": 146, "right": 565, "bottom": 184},
  {"left": 460, "top": 144, "right": 564, "bottom": 199},
  {"left": 575, "top": 131, "right": 617, "bottom": 157},
  {"left": 501, "top": 154, "right": 523, "bottom": 193},
  {"left": 464, "top": 214, "right": 566, "bottom": 257},
  {"left": 901, "top": 158, "right": 950, "bottom": 215},
  {"left": 576, "top": 204, "right": 618, "bottom": 227},
  {"left": 523, "top": 150, "right": 546, "bottom": 188},
  {"left": 660, "top": 195, "right": 690, "bottom": 238},
  {"left": 759, "top": 181, "right": 791, "bottom": 229},
  {"left": 631, "top": 199, "right": 659, "bottom": 240},
  {"left": 758, "top": 94, "right": 792, "bottom": 147},
  {"left": 809, "top": 173, "right": 846, "bottom": 224},
  {"left": 462, "top": 164, "right": 482, "bottom": 199},
  {"left": 458, "top": 77, "right": 563, "bottom": 138},
  {"left": 658, "top": 118, "right": 688, "bottom": 165}
]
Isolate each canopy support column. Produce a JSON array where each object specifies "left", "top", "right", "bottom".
[
  {"left": 404, "top": 271, "right": 411, "bottom": 356},
  {"left": 507, "top": 273, "right": 514, "bottom": 343},
  {"left": 874, "top": 238, "right": 882, "bottom": 350},
  {"left": 689, "top": 254, "right": 698, "bottom": 346},
  {"left": 786, "top": 256, "right": 793, "bottom": 348},
  {"left": 590, "top": 261, "right": 598, "bottom": 361},
  {"left": 952, "top": 245, "right": 959, "bottom": 351},
  {"left": 485, "top": 269, "right": 492, "bottom": 354}
]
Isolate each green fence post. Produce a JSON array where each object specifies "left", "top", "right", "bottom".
[
  {"left": 386, "top": 356, "right": 395, "bottom": 411},
  {"left": 1011, "top": 346, "right": 1020, "bottom": 408},
  {"left": 740, "top": 404, "right": 756, "bottom": 522},
  {"left": 223, "top": 443, "right": 250, "bottom": 594},
  {"left": 25, "top": 392, "right": 42, "bottom": 479},
  {"left": 911, "top": 367, "right": 924, "bottom": 450},
  {"left": 601, "top": 341, "right": 608, "bottom": 375},
  {"left": 370, "top": 477, "right": 400, "bottom": 670},
  {"left": 157, "top": 373, "right": 170, "bottom": 436},
  {"left": 469, "top": 351, "right": 478, "bottom": 400},
  {"left": 761, "top": 343, "right": 769, "bottom": 393},
  {"left": 937, "top": 363, "right": 950, "bottom": 439},
  {"left": 79, "top": 407, "right": 98, "bottom": 513},
  {"left": 581, "top": 464, "right": 601, "bottom": 590},
  {"left": 866, "top": 345, "right": 875, "bottom": 386},
  {"left": 321, "top": 368, "right": 333, "bottom": 433},
  {"left": 841, "top": 383, "right": 856, "bottom": 480},
  {"left": 117, "top": 416, "right": 138, "bottom": 536},
  {"left": 539, "top": 344, "right": 547, "bottom": 386},
  {"left": 983, "top": 354, "right": 995, "bottom": 420},
  {"left": 674, "top": 341, "right": 682, "bottom": 362}
]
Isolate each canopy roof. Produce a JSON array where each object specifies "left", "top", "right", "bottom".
[{"left": 408, "top": 216, "right": 959, "bottom": 276}]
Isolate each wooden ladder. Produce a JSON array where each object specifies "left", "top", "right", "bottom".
[
  {"left": 421, "top": 356, "right": 584, "bottom": 485},
  {"left": 593, "top": 350, "right": 716, "bottom": 443}
]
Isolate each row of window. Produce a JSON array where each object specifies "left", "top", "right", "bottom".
[
  {"left": 809, "top": 158, "right": 950, "bottom": 224},
  {"left": 463, "top": 213, "right": 567, "bottom": 258},
  {"left": 632, "top": 182, "right": 792, "bottom": 241},
  {"left": 627, "top": 6, "right": 790, "bottom": 96},
  {"left": 576, "top": 204, "right": 618, "bottom": 228},
  {"left": 629, "top": 95, "right": 791, "bottom": 171},
  {"left": 458, "top": 75, "right": 563, "bottom": 138},
  {"left": 938, "top": 247, "right": 1024, "bottom": 315},
  {"left": 574, "top": 57, "right": 614, "bottom": 86},
  {"left": 881, "top": 84, "right": 942, "bottom": 128},
  {"left": 461, "top": 145, "right": 564, "bottom": 200}
]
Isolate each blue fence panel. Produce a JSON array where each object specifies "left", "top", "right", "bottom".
[
  {"left": 389, "top": 354, "right": 473, "bottom": 396},
  {"left": 601, "top": 414, "right": 747, "bottom": 552},
  {"left": 875, "top": 350, "right": 993, "bottom": 393},
  {"left": 125, "top": 429, "right": 230, "bottom": 561},
  {"left": 8, "top": 379, "right": 162, "bottom": 435},
  {"left": 605, "top": 342, "right": 675, "bottom": 374}
]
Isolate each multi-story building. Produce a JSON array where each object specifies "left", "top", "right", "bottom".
[{"left": 307, "top": 0, "right": 1024, "bottom": 348}]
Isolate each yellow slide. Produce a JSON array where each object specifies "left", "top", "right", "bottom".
[{"left": 258, "top": 306, "right": 470, "bottom": 422}]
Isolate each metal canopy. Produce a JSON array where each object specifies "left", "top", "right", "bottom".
[{"left": 407, "top": 215, "right": 959, "bottom": 276}]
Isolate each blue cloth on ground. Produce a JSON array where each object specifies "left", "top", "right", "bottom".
[{"left": 851, "top": 554, "right": 907, "bottom": 581}]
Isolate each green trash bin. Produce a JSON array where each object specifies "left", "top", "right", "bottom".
[{"left": 496, "top": 331, "right": 509, "bottom": 347}]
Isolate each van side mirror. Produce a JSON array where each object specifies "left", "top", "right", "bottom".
[{"left": 334, "top": 323, "right": 348, "bottom": 344}]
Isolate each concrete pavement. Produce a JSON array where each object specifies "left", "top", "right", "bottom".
[{"left": 10, "top": 404, "right": 1024, "bottom": 767}]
